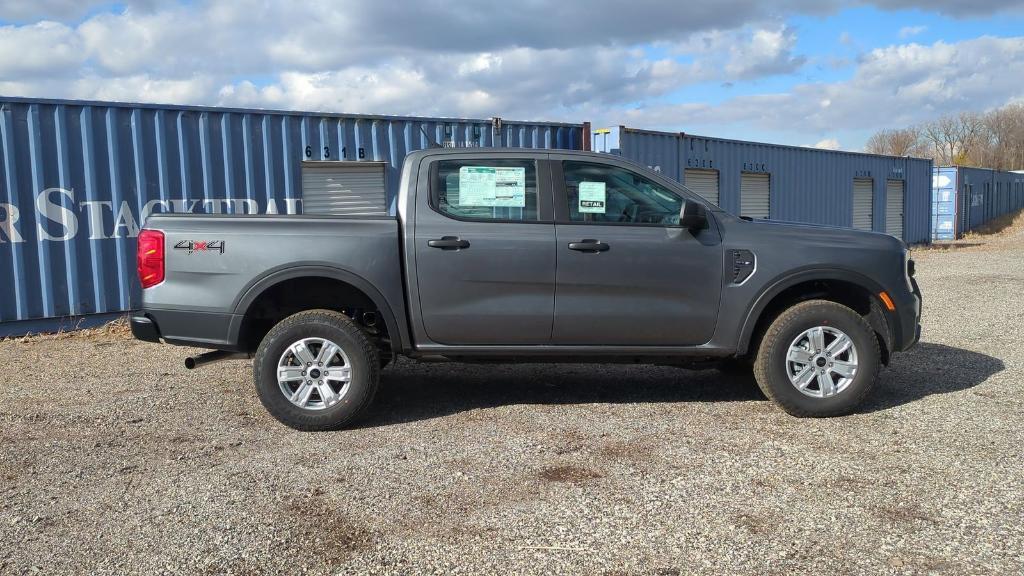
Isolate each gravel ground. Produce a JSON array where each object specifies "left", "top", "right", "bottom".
[{"left": 2, "top": 231, "right": 1023, "bottom": 575}]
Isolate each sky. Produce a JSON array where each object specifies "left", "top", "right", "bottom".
[{"left": 1, "top": 1, "right": 1024, "bottom": 151}]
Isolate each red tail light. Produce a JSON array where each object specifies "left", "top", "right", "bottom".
[{"left": 137, "top": 229, "right": 165, "bottom": 289}]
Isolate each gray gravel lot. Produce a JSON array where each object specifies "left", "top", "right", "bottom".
[{"left": 2, "top": 230, "right": 1024, "bottom": 575}]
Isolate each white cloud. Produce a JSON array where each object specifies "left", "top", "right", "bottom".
[
  {"left": 899, "top": 25, "right": 927, "bottom": 38},
  {"left": 617, "top": 36, "right": 1024, "bottom": 138},
  {"left": 805, "top": 138, "right": 842, "bottom": 150},
  {"left": 0, "top": 21, "right": 83, "bottom": 77},
  {"left": 1, "top": 0, "right": 1023, "bottom": 151}
]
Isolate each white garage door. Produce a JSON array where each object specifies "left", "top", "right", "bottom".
[
  {"left": 683, "top": 169, "right": 720, "bottom": 205},
  {"left": 301, "top": 161, "right": 388, "bottom": 216},
  {"left": 852, "top": 178, "right": 873, "bottom": 231},
  {"left": 886, "top": 179, "right": 904, "bottom": 238},
  {"left": 740, "top": 172, "right": 770, "bottom": 219}
]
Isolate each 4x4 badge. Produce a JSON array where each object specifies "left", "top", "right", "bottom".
[{"left": 174, "top": 240, "right": 225, "bottom": 254}]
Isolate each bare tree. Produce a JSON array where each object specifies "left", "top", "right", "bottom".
[
  {"left": 864, "top": 127, "right": 926, "bottom": 157},
  {"left": 865, "top": 104, "right": 1024, "bottom": 169},
  {"left": 980, "top": 103, "right": 1024, "bottom": 170},
  {"left": 921, "top": 112, "right": 985, "bottom": 166}
]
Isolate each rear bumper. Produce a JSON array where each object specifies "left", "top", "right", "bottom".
[
  {"left": 130, "top": 314, "right": 161, "bottom": 343},
  {"left": 130, "top": 308, "right": 241, "bottom": 350}
]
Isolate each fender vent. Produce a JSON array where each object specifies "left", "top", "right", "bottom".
[{"left": 731, "top": 249, "right": 755, "bottom": 284}]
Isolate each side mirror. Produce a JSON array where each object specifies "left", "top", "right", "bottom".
[{"left": 680, "top": 199, "right": 708, "bottom": 231}]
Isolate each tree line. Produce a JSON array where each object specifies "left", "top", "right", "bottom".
[{"left": 864, "top": 102, "right": 1024, "bottom": 170}]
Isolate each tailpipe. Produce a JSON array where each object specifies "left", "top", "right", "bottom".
[{"left": 185, "top": 350, "right": 249, "bottom": 370}]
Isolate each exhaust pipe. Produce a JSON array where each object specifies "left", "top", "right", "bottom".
[{"left": 185, "top": 350, "right": 248, "bottom": 370}]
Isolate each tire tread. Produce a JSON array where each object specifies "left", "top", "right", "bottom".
[
  {"left": 753, "top": 299, "right": 879, "bottom": 417},
  {"left": 253, "top": 309, "right": 379, "bottom": 431}
]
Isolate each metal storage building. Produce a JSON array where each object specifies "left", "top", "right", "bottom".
[
  {"left": 0, "top": 97, "right": 585, "bottom": 336},
  {"left": 593, "top": 126, "right": 933, "bottom": 244},
  {"left": 931, "top": 166, "right": 1024, "bottom": 240}
]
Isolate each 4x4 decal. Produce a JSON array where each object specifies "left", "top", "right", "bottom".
[{"left": 174, "top": 240, "right": 225, "bottom": 254}]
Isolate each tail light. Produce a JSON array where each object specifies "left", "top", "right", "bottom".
[{"left": 137, "top": 229, "right": 165, "bottom": 289}]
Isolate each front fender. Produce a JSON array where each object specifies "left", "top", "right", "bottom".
[{"left": 735, "top": 267, "right": 892, "bottom": 355}]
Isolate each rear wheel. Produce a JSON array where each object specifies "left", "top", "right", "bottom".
[
  {"left": 253, "top": 309, "right": 379, "bottom": 431},
  {"left": 753, "top": 300, "right": 879, "bottom": 417}
]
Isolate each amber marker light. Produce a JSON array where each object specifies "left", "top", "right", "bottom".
[{"left": 878, "top": 291, "right": 896, "bottom": 312}]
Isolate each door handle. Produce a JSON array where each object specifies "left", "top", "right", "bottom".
[
  {"left": 568, "top": 239, "right": 610, "bottom": 252},
  {"left": 428, "top": 236, "right": 470, "bottom": 250}
]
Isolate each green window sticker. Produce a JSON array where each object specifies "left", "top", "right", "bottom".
[{"left": 578, "top": 181, "right": 606, "bottom": 213}]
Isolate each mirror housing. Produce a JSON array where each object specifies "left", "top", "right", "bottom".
[{"left": 680, "top": 199, "right": 708, "bottom": 231}]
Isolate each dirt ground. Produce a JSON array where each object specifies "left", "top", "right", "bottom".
[{"left": 2, "top": 224, "right": 1023, "bottom": 575}]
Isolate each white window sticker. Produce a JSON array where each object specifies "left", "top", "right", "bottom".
[
  {"left": 493, "top": 167, "right": 526, "bottom": 207},
  {"left": 457, "top": 166, "right": 526, "bottom": 207},
  {"left": 578, "top": 181, "right": 606, "bottom": 213}
]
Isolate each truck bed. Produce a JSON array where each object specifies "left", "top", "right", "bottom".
[{"left": 139, "top": 213, "right": 406, "bottom": 349}]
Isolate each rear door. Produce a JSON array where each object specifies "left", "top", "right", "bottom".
[
  {"left": 550, "top": 156, "right": 723, "bottom": 346},
  {"left": 412, "top": 153, "right": 556, "bottom": 345}
]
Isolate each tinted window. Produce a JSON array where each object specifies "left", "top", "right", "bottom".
[
  {"left": 563, "top": 161, "right": 682, "bottom": 225},
  {"left": 435, "top": 159, "right": 539, "bottom": 222}
]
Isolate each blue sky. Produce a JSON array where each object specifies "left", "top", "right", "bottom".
[{"left": 2, "top": 0, "right": 1023, "bottom": 151}]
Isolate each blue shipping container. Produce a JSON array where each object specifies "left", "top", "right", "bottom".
[
  {"left": 931, "top": 166, "right": 1024, "bottom": 239},
  {"left": 931, "top": 167, "right": 957, "bottom": 241},
  {"left": 595, "top": 126, "right": 934, "bottom": 244},
  {"left": 0, "top": 97, "right": 584, "bottom": 336}
]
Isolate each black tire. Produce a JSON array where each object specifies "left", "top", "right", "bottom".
[
  {"left": 253, "top": 309, "right": 380, "bottom": 431},
  {"left": 753, "top": 300, "right": 880, "bottom": 417}
]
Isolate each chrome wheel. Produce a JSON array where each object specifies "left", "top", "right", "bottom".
[
  {"left": 786, "top": 326, "right": 858, "bottom": 398},
  {"left": 277, "top": 337, "right": 352, "bottom": 411}
]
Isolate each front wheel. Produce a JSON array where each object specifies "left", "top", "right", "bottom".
[
  {"left": 753, "top": 300, "right": 880, "bottom": 417},
  {"left": 253, "top": 309, "right": 380, "bottom": 431}
]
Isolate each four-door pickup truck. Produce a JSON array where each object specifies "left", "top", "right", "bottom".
[{"left": 132, "top": 148, "right": 921, "bottom": 431}]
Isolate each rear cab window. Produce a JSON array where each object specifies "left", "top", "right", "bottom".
[{"left": 433, "top": 159, "right": 539, "bottom": 222}]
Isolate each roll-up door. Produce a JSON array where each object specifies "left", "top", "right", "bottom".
[
  {"left": 683, "top": 169, "right": 720, "bottom": 205},
  {"left": 886, "top": 179, "right": 904, "bottom": 238},
  {"left": 301, "top": 161, "right": 387, "bottom": 216},
  {"left": 740, "top": 172, "right": 770, "bottom": 219},
  {"left": 852, "top": 178, "right": 873, "bottom": 230}
]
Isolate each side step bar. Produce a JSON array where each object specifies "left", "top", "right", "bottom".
[{"left": 184, "top": 350, "right": 250, "bottom": 370}]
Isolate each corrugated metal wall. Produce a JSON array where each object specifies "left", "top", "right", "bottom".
[
  {"left": 596, "top": 127, "right": 934, "bottom": 244},
  {"left": 939, "top": 166, "right": 1024, "bottom": 238},
  {"left": 0, "top": 97, "right": 583, "bottom": 335}
]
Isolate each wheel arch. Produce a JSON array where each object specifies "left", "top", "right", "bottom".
[
  {"left": 230, "top": 264, "right": 408, "bottom": 353},
  {"left": 737, "top": 268, "right": 894, "bottom": 361}
]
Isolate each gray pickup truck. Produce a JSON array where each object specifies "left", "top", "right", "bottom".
[{"left": 132, "top": 148, "right": 921, "bottom": 430}]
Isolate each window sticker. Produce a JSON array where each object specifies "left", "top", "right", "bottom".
[
  {"left": 492, "top": 167, "right": 526, "bottom": 207},
  {"left": 457, "top": 166, "right": 526, "bottom": 207},
  {"left": 458, "top": 167, "right": 497, "bottom": 206},
  {"left": 578, "top": 181, "right": 606, "bottom": 213}
]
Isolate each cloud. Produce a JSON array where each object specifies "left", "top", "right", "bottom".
[
  {"left": 1, "top": 0, "right": 1023, "bottom": 151},
  {"left": 0, "top": 20, "right": 83, "bottom": 77},
  {"left": 805, "top": 138, "right": 842, "bottom": 150},
  {"left": 617, "top": 35, "right": 1024, "bottom": 137},
  {"left": 899, "top": 25, "right": 927, "bottom": 38},
  {"left": 868, "top": 0, "right": 1024, "bottom": 17}
]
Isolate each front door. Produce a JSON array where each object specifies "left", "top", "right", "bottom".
[
  {"left": 413, "top": 155, "right": 555, "bottom": 345},
  {"left": 551, "top": 158, "right": 723, "bottom": 346}
]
